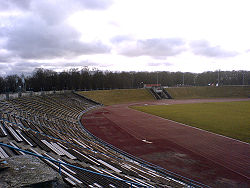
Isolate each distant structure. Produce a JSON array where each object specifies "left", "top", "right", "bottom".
[
  {"left": 143, "top": 84, "right": 161, "bottom": 88},
  {"left": 144, "top": 84, "right": 172, "bottom": 99}
]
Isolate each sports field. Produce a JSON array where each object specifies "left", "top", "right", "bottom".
[
  {"left": 165, "top": 86, "right": 250, "bottom": 99},
  {"left": 132, "top": 101, "right": 250, "bottom": 143}
]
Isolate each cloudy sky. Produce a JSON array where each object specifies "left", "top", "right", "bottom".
[{"left": 0, "top": 0, "right": 250, "bottom": 76}]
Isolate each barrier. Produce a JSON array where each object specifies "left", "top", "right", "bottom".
[
  {"left": 0, "top": 116, "right": 207, "bottom": 187},
  {"left": 0, "top": 117, "right": 122, "bottom": 162},
  {"left": 0, "top": 142, "right": 147, "bottom": 187}
]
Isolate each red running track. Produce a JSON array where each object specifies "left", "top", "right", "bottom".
[{"left": 81, "top": 98, "right": 250, "bottom": 187}]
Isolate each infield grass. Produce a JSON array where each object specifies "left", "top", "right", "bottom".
[
  {"left": 166, "top": 86, "right": 250, "bottom": 99},
  {"left": 78, "top": 89, "right": 154, "bottom": 105},
  {"left": 132, "top": 101, "right": 250, "bottom": 143}
]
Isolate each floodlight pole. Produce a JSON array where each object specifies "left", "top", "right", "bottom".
[
  {"left": 131, "top": 73, "right": 134, "bottom": 88},
  {"left": 156, "top": 72, "right": 158, "bottom": 85},
  {"left": 194, "top": 74, "right": 198, "bottom": 86},
  {"left": 217, "top": 70, "right": 220, "bottom": 86},
  {"left": 182, "top": 73, "right": 185, "bottom": 86},
  {"left": 242, "top": 72, "right": 245, "bottom": 85}
]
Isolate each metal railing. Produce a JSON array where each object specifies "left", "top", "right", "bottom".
[
  {"left": 0, "top": 142, "right": 147, "bottom": 187},
  {"left": 0, "top": 117, "right": 122, "bottom": 162},
  {"left": 0, "top": 111, "right": 209, "bottom": 187},
  {"left": 0, "top": 101, "right": 209, "bottom": 187}
]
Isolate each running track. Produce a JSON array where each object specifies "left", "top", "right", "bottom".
[{"left": 81, "top": 98, "right": 250, "bottom": 187}]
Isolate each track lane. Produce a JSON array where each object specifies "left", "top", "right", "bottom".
[{"left": 81, "top": 98, "right": 250, "bottom": 187}]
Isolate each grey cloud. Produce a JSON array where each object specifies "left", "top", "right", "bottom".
[
  {"left": 0, "top": 28, "right": 5, "bottom": 36},
  {"left": 0, "top": 0, "right": 31, "bottom": 10},
  {"left": 32, "top": 1, "right": 72, "bottom": 25},
  {"left": 98, "top": 64, "right": 113, "bottom": 68},
  {"left": 0, "top": 63, "right": 7, "bottom": 70},
  {"left": 63, "top": 61, "right": 98, "bottom": 67},
  {"left": 147, "top": 62, "right": 172, "bottom": 67},
  {"left": 119, "top": 38, "right": 186, "bottom": 58},
  {"left": 0, "top": 64, "right": 9, "bottom": 76},
  {"left": 110, "top": 35, "right": 133, "bottom": 44},
  {"left": 3, "top": 15, "right": 110, "bottom": 59},
  {"left": 14, "top": 62, "right": 42, "bottom": 68},
  {"left": 162, "top": 62, "right": 172, "bottom": 66},
  {"left": 0, "top": 0, "right": 112, "bottom": 11},
  {"left": 0, "top": 46, "right": 14, "bottom": 63},
  {"left": 0, "top": 0, "right": 112, "bottom": 61},
  {"left": 54, "top": 60, "right": 108, "bottom": 70},
  {"left": 190, "top": 40, "right": 238, "bottom": 58},
  {"left": 148, "top": 62, "right": 162, "bottom": 66},
  {"left": 64, "top": 61, "right": 113, "bottom": 68},
  {"left": 31, "top": 0, "right": 113, "bottom": 25},
  {"left": 0, "top": 53, "right": 11, "bottom": 63},
  {"left": 5, "top": 62, "right": 41, "bottom": 75},
  {"left": 2, "top": 61, "right": 65, "bottom": 76},
  {"left": 0, "top": 0, "right": 114, "bottom": 76},
  {"left": 0, "top": 62, "right": 22, "bottom": 76},
  {"left": 0, "top": 0, "right": 113, "bottom": 26},
  {"left": 76, "top": 0, "right": 113, "bottom": 10},
  {"left": 2, "top": 61, "right": 66, "bottom": 76},
  {"left": 0, "top": 60, "right": 106, "bottom": 76},
  {"left": 0, "top": 64, "right": 6, "bottom": 69}
]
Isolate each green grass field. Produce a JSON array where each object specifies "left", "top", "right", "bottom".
[
  {"left": 166, "top": 86, "right": 250, "bottom": 99},
  {"left": 132, "top": 101, "right": 250, "bottom": 143},
  {"left": 78, "top": 89, "right": 154, "bottom": 105}
]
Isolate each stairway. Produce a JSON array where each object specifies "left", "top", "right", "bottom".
[
  {"left": 148, "top": 88, "right": 161, "bottom": 100},
  {"left": 162, "top": 89, "right": 172, "bottom": 99},
  {"left": 147, "top": 88, "right": 173, "bottom": 100}
]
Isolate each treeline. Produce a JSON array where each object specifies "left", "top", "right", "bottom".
[{"left": 0, "top": 68, "right": 249, "bottom": 93}]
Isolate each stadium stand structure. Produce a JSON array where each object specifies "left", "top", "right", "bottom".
[
  {"left": 0, "top": 91, "right": 206, "bottom": 187},
  {"left": 147, "top": 88, "right": 172, "bottom": 100}
]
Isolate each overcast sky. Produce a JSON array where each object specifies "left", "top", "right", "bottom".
[{"left": 0, "top": 0, "right": 250, "bottom": 76}]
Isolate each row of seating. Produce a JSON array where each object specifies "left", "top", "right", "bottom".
[{"left": 0, "top": 92, "right": 190, "bottom": 187}]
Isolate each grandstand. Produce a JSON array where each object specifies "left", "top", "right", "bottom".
[{"left": 0, "top": 91, "right": 205, "bottom": 187}]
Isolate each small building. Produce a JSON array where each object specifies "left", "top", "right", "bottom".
[{"left": 143, "top": 84, "right": 161, "bottom": 88}]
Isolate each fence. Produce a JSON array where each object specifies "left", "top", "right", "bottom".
[{"left": 0, "top": 142, "right": 147, "bottom": 187}]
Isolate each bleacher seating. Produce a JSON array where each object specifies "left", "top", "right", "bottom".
[{"left": 0, "top": 92, "right": 196, "bottom": 187}]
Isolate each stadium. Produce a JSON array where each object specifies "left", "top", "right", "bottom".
[
  {"left": 0, "top": 86, "right": 249, "bottom": 187},
  {"left": 1, "top": 0, "right": 250, "bottom": 187}
]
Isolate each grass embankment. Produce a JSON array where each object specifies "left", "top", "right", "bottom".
[
  {"left": 78, "top": 89, "right": 154, "bottom": 106},
  {"left": 132, "top": 101, "right": 250, "bottom": 143},
  {"left": 166, "top": 86, "right": 250, "bottom": 99}
]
